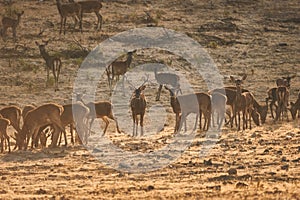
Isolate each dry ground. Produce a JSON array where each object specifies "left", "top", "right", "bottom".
[{"left": 0, "top": 0, "right": 299, "bottom": 199}]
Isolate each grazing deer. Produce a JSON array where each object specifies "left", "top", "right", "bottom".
[
  {"left": 68, "top": 0, "right": 103, "bottom": 31},
  {"left": 252, "top": 97, "right": 268, "bottom": 124},
  {"left": 35, "top": 40, "right": 62, "bottom": 91},
  {"left": 76, "top": 94, "right": 121, "bottom": 138},
  {"left": 275, "top": 86, "right": 289, "bottom": 121},
  {"left": 230, "top": 74, "right": 247, "bottom": 131},
  {"left": 154, "top": 67, "right": 181, "bottom": 101},
  {"left": 210, "top": 92, "right": 227, "bottom": 130},
  {"left": 165, "top": 86, "right": 211, "bottom": 132},
  {"left": 56, "top": 0, "right": 82, "bottom": 34},
  {"left": 0, "top": 105, "right": 22, "bottom": 133},
  {"left": 0, "top": 118, "right": 11, "bottom": 153},
  {"left": 16, "top": 103, "right": 66, "bottom": 150},
  {"left": 290, "top": 92, "right": 300, "bottom": 120},
  {"left": 1, "top": 10, "right": 24, "bottom": 40},
  {"left": 109, "top": 50, "right": 136, "bottom": 83}
]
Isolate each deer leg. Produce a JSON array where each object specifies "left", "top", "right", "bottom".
[
  {"left": 156, "top": 85, "right": 163, "bottom": 101},
  {"left": 102, "top": 117, "right": 110, "bottom": 136},
  {"left": 95, "top": 12, "right": 102, "bottom": 31},
  {"left": 174, "top": 113, "right": 179, "bottom": 133},
  {"left": 59, "top": 17, "right": 63, "bottom": 34},
  {"left": 177, "top": 112, "right": 187, "bottom": 133},
  {"left": 70, "top": 124, "right": 74, "bottom": 145},
  {"left": 140, "top": 113, "right": 144, "bottom": 136},
  {"left": 63, "top": 17, "right": 67, "bottom": 35},
  {"left": 192, "top": 113, "right": 198, "bottom": 132},
  {"left": 132, "top": 114, "right": 136, "bottom": 136},
  {"left": 108, "top": 114, "right": 121, "bottom": 133}
]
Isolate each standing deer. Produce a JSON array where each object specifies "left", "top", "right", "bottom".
[
  {"left": 230, "top": 74, "right": 247, "bottom": 131},
  {"left": 16, "top": 103, "right": 66, "bottom": 150},
  {"left": 0, "top": 105, "right": 22, "bottom": 133},
  {"left": 210, "top": 92, "right": 227, "bottom": 130},
  {"left": 267, "top": 75, "right": 296, "bottom": 119},
  {"left": 76, "top": 94, "right": 121, "bottom": 138},
  {"left": 275, "top": 86, "right": 289, "bottom": 121},
  {"left": 109, "top": 50, "right": 136, "bottom": 84},
  {"left": 154, "top": 67, "right": 181, "bottom": 101},
  {"left": 68, "top": 0, "right": 103, "bottom": 31},
  {"left": 35, "top": 40, "right": 62, "bottom": 91},
  {"left": 56, "top": 0, "right": 82, "bottom": 34},
  {"left": 290, "top": 92, "right": 300, "bottom": 120},
  {"left": 1, "top": 10, "right": 24, "bottom": 40},
  {"left": 165, "top": 87, "right": 211, "bottom": 132},
  {"left": 0, "top": 118, "right": 11, "bottom": 153}
]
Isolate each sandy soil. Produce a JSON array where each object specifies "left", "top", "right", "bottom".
[{"left": 0, "top": 0, "right": 299, "bottom": 199}]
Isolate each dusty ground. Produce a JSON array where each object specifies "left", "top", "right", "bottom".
[{"left": 0, "top": 0, "right": 299, "bottom": 199}]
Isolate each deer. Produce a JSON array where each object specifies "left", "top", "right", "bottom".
[
  {"left": 154, "top": 67, "right": 181, "bottom": 101},
  {"left": 59, "top": 103, "right": 89, "bottom": 145},
  {"left": 35, "top": 40, "right": 62, "bottom": 91},
  {"left": 108, "top": 50, "right": 136, "bottom": 84},
  {"left": 0, "top": 118, "right": 11, "bottom": 153},
  {"left": 68, "top": 0, "right": 103, "bottom": 31},
  {"left": 0, "top": 105, "right": 22, "bottom": 134},
  {"left": 266, "top": 75, "right": 296, "bottom": 119},
  {"left": 290, "top": 92, "right": 300, "bottom": 120},
  {"left": 76, "top": 93, "right": 121, "bottom": 138},
  {"left": 56, "top": 0, "right": 82, "bottom": 35},
  {"left": 16, "top": 103, "right": 66, "bottom": 150},
  {"left": 230, "top": 74, "right": 248, "bottom": 131},
  {"left": 1, "top": 10, "right": 24, "bottom": 40},
  {"left": 127, "top": 77, "right": 149, "bottom": 136},
  {"left": 165, "top": 86, "right": 211, "bottom": 133},
  {"left": 275, "top": 86, "right": 289, "bottom": 121},
  {"left": 210, "top": 91, "right": 227, "bottom": 130}
]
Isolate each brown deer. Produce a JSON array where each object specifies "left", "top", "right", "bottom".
[
  {"left": 230, "top": 74, "right": 247, "bottom": 131},
  {"left": 59, "top": 103, "right": 89, "bottom": 145},
  {"left": 16, "top": 103, "right": 66, "bottom": 150},
  {"left": 290, "top": 92, "right": 300, "bottom": 120},
  {"left": 210, "top": 91, "right": 227, "bottom": 130},
  {"left": 0, "top": 118, "right": 11, "bottom": 153},
  {"left": 35, "top": 40, "right": 62, "bottom": 91},
  {"left": 76, "top": 94, "right": 121, "bottom": 137},
  {"left": 109, "top": 50, "right": 136, "bottom": 83},
  {"left": 68, "top": 0, "right": 103, "bottom": 31},
  {"left": 1, "top": 10, "right": 24, "bottom": 40},
  {"left": 0, "top": 105, "right": 22, "bottom": 133},
  {"left": 267, "top": 75, "right": 296, "bottom": 119},
  {"left": 56, "top": 0, "right": 82, "bottom": 34},
  {"left": 275, "top": 86, "right": 289, "bottom": 121},
  {"left": 154, "top": 67, "right": 181, "bottom": 101},
  {"left": 165, "top": 86, "right": 211, "bottom": 132}
]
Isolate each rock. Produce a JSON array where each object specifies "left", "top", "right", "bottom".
[
  {"left": 36, "top": 188, "right": 47, "bottom": 194},
  {"left": 281, "top": 165, "right": 289, "bottom": 171},
  {"left": 228, "top": 168, "right": 237, "bottom": 175},
  {"left": 204, "top": 159, "right": 212, "bottom": 166},
  {"left": 236, "top": 182, "right": 248, "bottom": 188}
]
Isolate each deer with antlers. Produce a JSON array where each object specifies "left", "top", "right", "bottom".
[
  {"left": 35, "top": 40, "right": 62, "bottom": 91},
  {"left": 16, "top": 103, "right": 66, "bottom": 150},
  {"left": 154, "top": 67, "right": 181, "bottom": 101},
  {"left": 1, "top": 10, "right": 24, "bottom": 40},
  {"left": 76, "top": 93, "right": 121, "bottom": 139},
  {"left": 126, "top": 76, "right": 149, "bottom": 136},
  {"left": 68, "top": 0, "right": 103, "bottom": 31},
  {"left": 56, "top": 0, "right": 82, "bottom": 34}
]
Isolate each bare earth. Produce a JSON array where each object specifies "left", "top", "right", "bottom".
[{"left": 0, "top": 0, "right": 299, "bottom": 199}]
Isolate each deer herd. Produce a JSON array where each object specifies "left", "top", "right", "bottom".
[{"left": 0, "top": 1, "right": 299, "bottom": 153}]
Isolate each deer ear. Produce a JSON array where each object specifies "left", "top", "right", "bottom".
[
  {"left": 290, "top": 102, "right": 294, "bottom": 106},
  {"left": 230, "top": 76, "right": 235, "bottom": 82},
  {"left": 140, "top": 85, "right": 146, "bottom": 91},
  {"left": 242, "top": 74, "right": 247, "bottom": 80}
]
